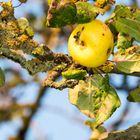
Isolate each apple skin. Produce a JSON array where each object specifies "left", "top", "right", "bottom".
[
  {"left": 48, "top": 0, "right": 51, "bottom": 5},
  {"left": 48, "top": 0, "right": 77, "bottom": 5},
  {"left": 68, "top": 19, "right": 114, "bottom": 68}
]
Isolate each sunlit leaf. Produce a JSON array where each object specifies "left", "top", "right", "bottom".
[
  {"left": 47, "top": 2, "right": 100, "bottom": 27},
  {"left": 62, "top": 69, "right": 87, "bottom": 80},
  {"left": 47, "top": 2, "right": 77, "bottom": 27},
  {"left": 69, "top": 74, "right": 121, "bottom": 128},
  {"left": 108, "top": 5, "right": 140, "bottom": 42},
  {"left": 115, "top": 18, "right": 140, "bottom": 42},
  {"left": 114, "top": 46, "right": 140, "bottom": 73},
  {"left": 116, "top": 33, "right": 132, "bottom": 49},
  {"left": 76, "top": 2, "right": 99, "bottom": 23},
  {"left": 85, "top": 120, "right": 108, "bottom": 140},
  {"left": 113, "top": 5, "right": 132, "bottom": 18}
]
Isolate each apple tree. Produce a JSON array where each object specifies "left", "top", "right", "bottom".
[{"left": 0, "top": 0, "right": 140, "bottom": 139}]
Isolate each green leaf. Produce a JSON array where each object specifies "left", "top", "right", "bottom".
[
  {"left": 133, "top": 10, "right": 140, "bottom": 21},
  {"left": 116, "top": 33, "right": 132, "bottom": 49},
  {"left": 69, "top": 74, "right": 121, "bottom": 128},
  {"left": 46, "top": 2, "right": 100, "bottom": 27},
  {"left": 62, "top": 69, "right": 87, "bottom": 80},
  {"left": 114, "top": 46, "right": 140, "bottom": 73},
  {"left": 76, "top": 2, "right": 99, "bottom": 23},
  {"left": 47, "top": 2, "right": 77, "bottom": 27},
  {"left": 85, "top": 121, "right": 107, "bottom": 140},
  {"left": 116, "top": 61, "right": 140, "bottom": 73},
  {"left": 114, "top": 18, "right": 140, "bottom": 42},
  {"left": 108, "top": 5, "right": 140, "bottom": 42},
  {"left": 127, "top": 87, "right": 140, "bottom": 102},
  {"left": 0, "top": 68, "right": 5, "bottom": 87},
  {"left": 113, "top": 5, "right": 132, "bottom": 18}
]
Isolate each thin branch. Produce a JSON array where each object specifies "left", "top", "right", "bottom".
[
  {"left": 0, "top": 1, "right": 140, "bottom": 92},
  {"left": 109, "top": 102, "right": 130, "bottom": 131},
  {"left": 109, "top": 76, "right": 133, "bottom": 131},
  {"left": 104, "top": 122, "right": 140, "bottom": 140},
  {"left": 11, "top": 86, "right": 48, "bottom": 140}
]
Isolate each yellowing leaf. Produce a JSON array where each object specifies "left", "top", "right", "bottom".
[
  {"left": 114, "top": 46, "right": 140, "bottom": 73},
  {"left": 115, "top": 18, "right": 140, "bottom": 42},
  {"left": 69, "top": 74, "right": 121, "bottom": 128},
  {"left": 108, "top": 5, "right": 140, "bottom": 43},
  {"left": 116, "top": 61, "right": 140, "bottom": 73},
  {"left": 62, "top": 69, "right": 87, "bottom": 80}
]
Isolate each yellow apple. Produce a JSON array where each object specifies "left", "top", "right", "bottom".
[
  {"left": 68, "top": 19, "right": 114, "bottom": 68},
  {"left": 48, "top": 0, "right": 77, "bottom": 5},
  {"left": 48, "top": 0, "right": 52, "bottom": 5}
]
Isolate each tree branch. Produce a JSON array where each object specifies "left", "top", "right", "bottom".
[
  {"left": 0, "top": 1, "right": 140, "bottom": 92},
  {"left": 104, "top": 122, "right": 140, "bottom": 140},
  {"left": 10, "top": 86, "right": 48, "bottom": 140}
]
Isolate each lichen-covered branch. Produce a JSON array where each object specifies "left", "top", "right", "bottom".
[
  {"left": 0, "top": 1, "right": 140, "bottom": 91},
  {"left": 9, "top": 86, "right": 47, "bottom": 140},
  {"left": 43, "top": 70, "right": 79, "bottom": 90},
  {"left": 104, "top": 122, "right": 140, "bottom": 140}
]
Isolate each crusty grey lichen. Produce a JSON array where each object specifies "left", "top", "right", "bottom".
[
  {"left": 104, "top": 122, "right": 140, "bottom": 140},
  {"left": 0, "top": 1, "right": 80, "bottom": 89}
]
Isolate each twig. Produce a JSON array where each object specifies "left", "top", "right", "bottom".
[
  {"left": 12, "top": 86, "right": 47, "bottom": 140},
  {"left": 109, "top": 102, "right": 130, "bottom": 131},
  {"left": 109, "top": 76, "right": 131, "bottom": 131}
]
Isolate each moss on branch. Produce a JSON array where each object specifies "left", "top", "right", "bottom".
[
  {"left": 0, "top": 1, "right": 140, "bottom": 90},
  {"left": 104, "top": 122, "right": 140, "bottom": 140}
]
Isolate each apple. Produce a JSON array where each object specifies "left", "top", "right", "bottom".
[
  {"left": 47, "top": 0, "right": 77, "bottom": 6},
  {"left": 68, "top": 19, "right": 114, "bottom": 68},
  {"left": 48, "top": 0, "right": 52, "bottom": 5}
]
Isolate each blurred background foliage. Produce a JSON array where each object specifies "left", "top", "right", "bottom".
[{"left": 0, "top": 0, "right": 140, "bottom": 140}]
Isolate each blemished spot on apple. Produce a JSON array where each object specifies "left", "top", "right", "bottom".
[
  {"left": 81, "top": 26, "right": 85, "bottom": 31},
  {"left": 107, "top": 48, "right": 112, "bottom": 55}
]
